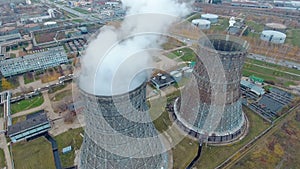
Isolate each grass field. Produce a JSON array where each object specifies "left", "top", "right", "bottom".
[
  {"left": 73, "top": 7, "right": 90, "bottom": 14},
  {"left": 194, "top": 107, "right": 270, "bottom": 169},
  {"left": 0, "top": 148, "right": 6, "bottom": 168},
  {"left": 12, "top": 137, "right": 55, "bottom": 169},
  {"left": 23, "top": 73, "right": 34, "bottom": 84},
  {"left": 243, "top": 63, "right": 300, "bottom": 81},
  {"left": 242, "top": 58, "right": 300, "bottom": 85},
  {"left": 51, "top": 89, "right": 72, "bottom": 102},
  {"left": 232, "top": 110, "right": 300, "bottom": 169},
  {"left": 179, "top": 48, "right": 197, "bottom": 62},
  {"left": 211, "top": 18, "right": 229, "bottom": 32},
  {"left": 149, "top": 91, "right": 199, "bottom": 169},
  {"left": 54, "top": 128, "right": 84, "bottom": 168},
  {"left": 286, "top": 29, "right": 300, "bottom": 47},
  {"left": 10, "top": 95, "right": 44, "bottom": 114},
  {"left": 48, "top": 84, "right": 67, "bottom": 94},
  {"left": 246, "top": 58, "right": 300, "bottom": 75}
]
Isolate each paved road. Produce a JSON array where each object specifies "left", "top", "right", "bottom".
[
  {"left": 247, "top": 54, "right": 300, "bottom": 70},
  {"left": 247, "top": 62, "right": 300, "bottom": 77}
]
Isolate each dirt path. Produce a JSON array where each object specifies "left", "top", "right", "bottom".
[{"left": 0, "top": 118, "right": 12, "bottom": 169}]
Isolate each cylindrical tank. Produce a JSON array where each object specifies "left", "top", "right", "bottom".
[
  {"left": 201, "top": 13, "right": 219, "bottom": 23},
  {"left": 191, "top": 19, "right": 211, "bottom": 30},
  {"left": 79, "top": 82, "right": 168, "bottom": 169},
  {"left": 175, "top": 35, "right": 249, "bottom": 143},
  {"left": 265, "top": 23, "right": 287, "bottom": 33},
  {"left": 260, "top": 30, "right": 286, "bottom": 44}
]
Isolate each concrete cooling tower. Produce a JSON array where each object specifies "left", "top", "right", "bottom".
[
  {"left": 174, "top": 35, "right": 249, "bottom": 143},
  {"left": 79, "top": 82, "right": 168, "bottom": 169}
]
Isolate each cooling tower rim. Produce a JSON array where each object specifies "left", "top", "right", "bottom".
[
  {"left": 79, "top": 80, "right": 147, "bottom": 98},
  {"left": 197, "top": 34, "right": 250, "bottom": 55}
]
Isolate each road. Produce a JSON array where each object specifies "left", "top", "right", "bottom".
[
  {"left": 247, "top": 53, "right": 300, "bottom": 70},
  {"left": 246, "top": 62, "right": 300, "bottom": 77}
]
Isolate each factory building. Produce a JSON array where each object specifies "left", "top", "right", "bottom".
[
  {"left": 7, "top": 111, "right": 51, "bottom": 143},
  {"left": 0, "top": 46, "right": 68, "bottom": 77},
  {"left": 174, "top": 35, "right": 249, "bottom": 143},
  {"left": 79, "top": 82, "right": 168, "bottom": 169},
  {"left": 201, "top": 13, "right": 219, "bottom": 23},
  {"left": 191, "top": 19, "right": 211, "bottom": 30},
  {"left": 260, "top": 30, "right": 286, "bottom": 44}
]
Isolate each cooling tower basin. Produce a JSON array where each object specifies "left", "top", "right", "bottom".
[
  {"left": 78, "top": 82, "right": 168, "bottom": 169},
  {"left": 174, "top": 35, "right": 249, "bottom": 144}
]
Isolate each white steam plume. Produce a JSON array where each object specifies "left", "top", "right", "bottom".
[{"left": 79, "top": 0, "right": 191, "bottom": 96}]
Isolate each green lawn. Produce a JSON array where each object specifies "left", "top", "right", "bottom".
[
  {"left": 187, "top": 13, "right": 201, "bottom": 22},
  {"left": 211, "top": 18, "right": 229, "bottom": 32},
  {"left": 23, "top": 73, "right": 34, "bottom": 84},
  {"left": 51, "top": 89, "right": 72, "bottom": 102},
  {"left": 54, "top": 128, "right": 84, "bottom": 168},
  {"left": 194, "top": 107, "right": 270, "bottom": 169},
  {"left": 179, "top": 48, "right": 197, "bottom": 62},
  {"left": 11, "top": 95, "right": 44, "bottom": 114},
  {"left": 149, "top": 90, "right": 198, "bottom": 169},
  {"left": 73, "top": 7, "right": 90, "bottom": 14},
  {"left": 243, "top": 63, "right": 300, "bottom": 81},
  {"left": 72, "top": 19, "right": 84, "bottom": 23},
  {"left": 0, "top": 148, "right": 6, "bottom": 168},
  {"left": 12, "top": 137, "right": 55, "bottom": 169},
  {"left": 246, "top": 58, "right": 300, "bottom": 75},
  {"left": 286, "top": 29, "right": 300, "bottom": 47},
  {"left": 172, "top": 137, "right": 198, "bottom": 169},
  {"left": 246, "top": 21, "right": 264, "bottom": 33},
  {"left": 48, "top": 84, "right": 67, "bottom": 94}
]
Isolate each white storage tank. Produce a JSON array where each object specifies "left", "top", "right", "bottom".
[
  {"left": 191, "top": 19, "right": 211, "bottom": 30},
  {"left": 265, "top": 23, "right": 287, "bottom": 33},
  {"left": 260, "top": 30, "right": 286, "bottom": 44},
  {"left": 201, "top": 13, "right": 219, "bottom": 23}
]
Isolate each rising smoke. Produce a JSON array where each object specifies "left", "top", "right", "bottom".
[{"left": 79, "top": 0, "right": 192, "bottom": 96}]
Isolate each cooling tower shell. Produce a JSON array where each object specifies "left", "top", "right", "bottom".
[
  {"left": 174, "top": 35, "right": 249, "bottom": 143},
  {"left": 79, "top": 82, "right": 168, "bottom": 169}
]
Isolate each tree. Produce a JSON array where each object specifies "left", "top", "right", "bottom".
[{"left": 1, "top": 77, "right": 13, "bottom": 90}]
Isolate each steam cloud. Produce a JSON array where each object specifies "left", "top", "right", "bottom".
[{"left": 79, "top": 0, "right": 191, "bottom": 95}]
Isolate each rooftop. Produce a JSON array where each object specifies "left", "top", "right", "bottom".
[
  {"left": 7, "top": 112, "right": 49, "bottom": 136},
  {"left": 0, "top": 46, "right": 68, "bottom": 77}
]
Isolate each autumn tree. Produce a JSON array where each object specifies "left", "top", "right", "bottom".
[{"left": 1, "top": 77, "right": 13, "bottom": 90}]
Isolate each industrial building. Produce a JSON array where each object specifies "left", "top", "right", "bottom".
[
  {"left": 201, "top": 13, "right": 219, "bottom": 23},
  {"left": 150, "top": 73, "right": 176, "bottom": 89},
  {"left": 0, "top": 33, "right": 22, "bottom": 43},
  {"left": 0, "top": 46, "right": 68, "bottom": 77},
  {"left": 260, "top": 30, "right": 286, "bottom": 44},
  {"left": 174, "top": 35, "right": 249, "bottom": 143},
  {"left": 191, "top": 19, "right": 211, "bottom": 30},
  {"left": 79, "top": 82, "right": 168, "bottom": 169},
  {"left": 7, "top": 111, "right": 51, "bottom": 143},
  {"left": 240, "top": 80, "right": 265, "bottom": 96}
]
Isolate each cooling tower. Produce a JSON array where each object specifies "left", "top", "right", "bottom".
[
  {"left": 174, "top": 35, "right": 249, "bottom": 143},
  {"left": 79, "top": 82, "right": 168, "bottom": 169}
]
